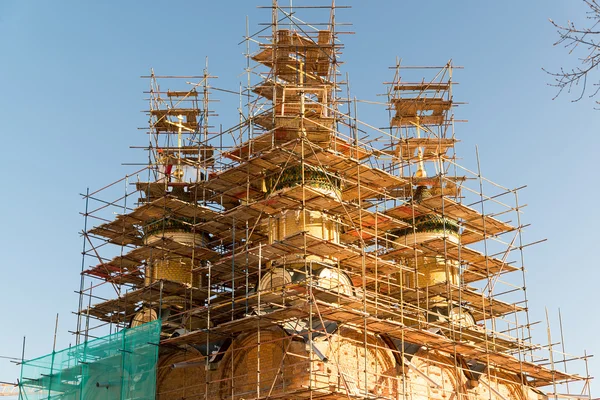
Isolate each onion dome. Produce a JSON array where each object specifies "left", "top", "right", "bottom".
[
  {"left": 393, "top": 214, "right": 460, "bottom": 237},
  {"left": 392, "top": 186, "right": 460, "bottom": 238},
  {"left": 143, "top": 216, "right": 194, "bottom": 237},
  {"left": 266, "top": 164, "right": 341, "bottom": 195}
]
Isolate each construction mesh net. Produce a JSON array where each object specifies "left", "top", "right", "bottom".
[{"left": 19, "top": 320, "right": 161, "bottom": 399}]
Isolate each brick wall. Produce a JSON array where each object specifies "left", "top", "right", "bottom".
[
  {"left": 157, "top": 349, "right": 212, "bottom": 400},
  {"left": 158, "top": 328, "right": 543, "bottom": 400}
]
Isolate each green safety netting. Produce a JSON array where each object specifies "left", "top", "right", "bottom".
[{"left": 19, "top": 320, "right": 161, "bottom": 400}]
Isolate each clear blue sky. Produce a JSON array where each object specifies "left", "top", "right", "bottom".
[{"left": 1, "top": 0, "right": 598, "bottom": 394}]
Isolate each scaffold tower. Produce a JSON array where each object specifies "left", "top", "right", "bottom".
[{"left": 17, "top": 1, "right": 594, "bottom": 400}]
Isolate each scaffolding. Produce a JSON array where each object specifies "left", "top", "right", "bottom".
[
  {"left": 19, "top": 320, "right": 160, "bottom": 399},
  {"left": 51, "top": 1, "right": 595, "bottom": 399}
]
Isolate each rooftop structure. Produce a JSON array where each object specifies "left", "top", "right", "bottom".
[{"left": 13, "top": 2, "right": 594, "bottom": 399}]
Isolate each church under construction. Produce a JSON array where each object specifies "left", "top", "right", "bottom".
[{"left": 12, "top": 2, "right": 594, "bottom": 399}]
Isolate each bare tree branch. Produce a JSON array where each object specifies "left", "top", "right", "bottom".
[{"left": 545, "top": 0, "right": 600, "bottom": 105}]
